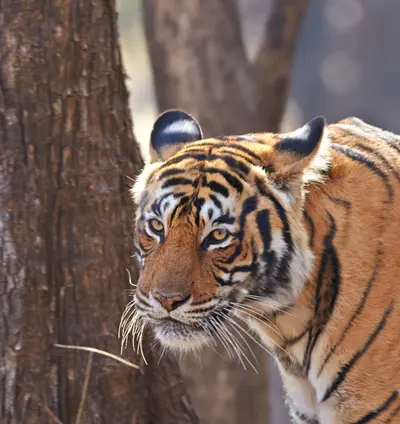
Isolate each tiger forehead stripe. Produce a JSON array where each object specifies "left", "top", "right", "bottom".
[{"left": 157, "top": 141, "right": 265, "bottom": 173}]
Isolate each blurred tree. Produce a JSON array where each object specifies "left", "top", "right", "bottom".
[
  {"left": 0, "top": 0, "right": 197, "bottom": 423},
  {"left": 143, "top": 0, "right": 308, "bottom": 423}
]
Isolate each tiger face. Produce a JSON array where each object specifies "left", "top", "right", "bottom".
[{"left": 125, "top": 110, "right": 328, "bottom": 352}]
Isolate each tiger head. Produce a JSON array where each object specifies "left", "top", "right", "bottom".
[{"left": 126, "top": 110, "right": 329, "bottom": 352}]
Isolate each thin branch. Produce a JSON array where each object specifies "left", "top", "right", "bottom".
[
  {"left": 75, "top": 352, "right": 93, "bottom": 424},
  {"left": 54, "top": 344, "right": 139, "bottom": 369},
  {"left": 43, "top": 405, "right": 64, "bottom": 424}
]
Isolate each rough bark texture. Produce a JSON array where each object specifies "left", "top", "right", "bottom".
[
  {"left": 0, "top": 1, "right": 197, "bottom": 423},
  {"left": 143, "top": 1, "right": 308, "bottom": 423}
]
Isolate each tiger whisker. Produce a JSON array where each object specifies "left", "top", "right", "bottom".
[
  {"left": 232, "top": 301, "right": 282, "bottom": 330},
  {"left": 211, "top": 316, "right": 256, "bottom": 372},
  {"left": 212, "top": 316, "right": 250, "bottom": 370},
  {"left": 132, "top": 318, "right": 143, "bottom": 351},
  {"left": 119, "top": 300, "right": 137, "bottom": 326},
  {"left": 215, "top": 314, "right": 259, "bottom": 372},
  {"left": 126, "top": 312, "right": 142, "bottom": 352},
  {"left": 232, "top": 303, "right": 283, "bottom": 338},
  {"left": 123, "top": 289, "right": 136, "bottom": 295},
  {"left": 200, "top": 322, "right": 225, "bottom": 358},
  {"left": 158, "top": 345, "right": 168, "bottom": 365},
  {"left": 234, "top": 309, "right": 289, "bottom": 357},
  {"left": 138, "top": 322, "right": 148, "bottom": 365},
  {"left": 119, "top": 310, "right": 137, "bottom": 347},
  {"left": 233, "top": 313, "right": 294, "bottom": 360},
  {"left": 191, "top": 345, "right": 203, "bottom": 368},
  {"left": 244, "top": 295, "right": 302, "bottom": 317},
  {"left": 125, "top": 268, "right": 137, "bottom": 287},
  {"left": 200, "top": 322, "right": 218, "bottom": 349},
  {"left": 208, "top": 317, "right": 235, "bottom": 361},
  {"left": 218, "top": 311, "right": 277, "bottom": 362},
  {"left": 210, "top": 316, "right": 248, "bottom": 368}
]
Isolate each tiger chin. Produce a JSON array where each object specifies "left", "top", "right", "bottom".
[{"left": 121, "top": 109, "right": 400, "bottom": 423}]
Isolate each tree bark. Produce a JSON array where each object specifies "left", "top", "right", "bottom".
[
  {"left": 0, "top": 1, "right": 197, "bottom": 423},
  {"left": 143, "top": 1, "right": 309, "bottom": 423}
]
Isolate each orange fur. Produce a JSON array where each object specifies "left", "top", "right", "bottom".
[{"left": 127, "top": 115, "right": 400, "bottom": 423}]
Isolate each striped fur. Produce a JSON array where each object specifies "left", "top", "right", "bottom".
[{"left": 125, "top": 113, "right": 400, "bottom": 423}]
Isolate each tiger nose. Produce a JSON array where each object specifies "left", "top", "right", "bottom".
[{"left": 152, "top": 291, "right": 191, "bottom": 312}]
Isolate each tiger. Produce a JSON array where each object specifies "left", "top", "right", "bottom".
[{"left": 121, "top": 109, "right": 400, "bottom": 423}]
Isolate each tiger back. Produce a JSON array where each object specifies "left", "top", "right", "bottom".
[{"left": 121, "top": 110, "right": 400, "bottom": 423}]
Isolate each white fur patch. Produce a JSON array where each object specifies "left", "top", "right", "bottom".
[
  {"left": 131, "top": 162, "right": 161, "bottom": 205},
  {"left": 270, "top": 230, "right": 287, "bottom": 262}
]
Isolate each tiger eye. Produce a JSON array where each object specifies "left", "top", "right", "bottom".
[
  {"left": 149, "top": 219, "right": 164, "bottom": 233},
  {"left": 211, "top": 228, "right": 228, "bottom": 241}
]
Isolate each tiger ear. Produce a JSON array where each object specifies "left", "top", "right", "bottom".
[
  {"left": 149, "top": 109, "right": 203, "bottom": 162},
  {"left": 270, "top": 116, "right": 328, "bottom": 189}
]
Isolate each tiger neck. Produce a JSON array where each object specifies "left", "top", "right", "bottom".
[{"left": 250, "top": 188, "right": 342, "bottom": 378}]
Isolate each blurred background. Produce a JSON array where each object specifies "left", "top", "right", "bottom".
[
  {"left": 116, "top": 1, "right": 400, "bottom": 422},
  {"left": 1, "top": 0, "right": 398, "bottom": 423},
  {"left": 118, "top": 0, "right": 400, "bottom": 159}
]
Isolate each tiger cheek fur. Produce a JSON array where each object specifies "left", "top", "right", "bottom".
[{"left": 121, "top": 110, "right": 400, "bottom": 424}]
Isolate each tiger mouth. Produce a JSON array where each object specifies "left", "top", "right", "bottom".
[
  {"left": 147, "top": 308, "right": 233, "bottom": 348},
  {"left": 152, "top": 318, "right": 210, "bottom": 349}
]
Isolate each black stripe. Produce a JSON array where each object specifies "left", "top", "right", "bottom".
[
  {"left": 161, "top": 192, "right": 185, "bottom": 214},
  {"left": 157, "top": 167, "right": 186, "bottom": 179},
  {"left": 217, "top": 143, "right": 263, "bottom": 162},
  {"left": 239, "top": 196, "right": 258, "bottom": 238},
  {"left": 327, "top": 195, "right": 351, "bottom": 209},
  {"left": 214, "top": 263, "right": 230, "bottom": 273},
  {"left": 160, "top": 152, "right": 254, "bottom": 175},
  {"left": 303, "top": 210, "right": 315, "bottom": 248},
  {"left": 169, "top": 195, "right": 190, "bottom": 224},
  {"left": 322, "top": 304, "right": 393, "bottom": 402},
  {"left": 294, "top": 409, "right": 319, "bottom": 424},
  {"left": 255, "top": 176, "right": 294, "bottom": 288},
  {"left": 215, "top": 148, "right": 257, "bottom": 165},
  {"left": 353, "top": 142, "right": 400, "bottom": 182},
  {"left": 303, "top": 212, "right": 340, "bottom": 375},
  {"left": 230, "top": 264, "right": 254, "bottom": 274},
  {"left": 136, "top": 290, "right": 152, "bottom": 308},
  {"left": 385, "top": 405, "right": 400, "bottom": 423},
  {"left": 284, "top": 327, "right": 309, "bottom": 347},
  {"left": 332, "top": 144, "right": 393, "bottom": 201},
  {"left": 353, "top": 390, "right": 398, "bottom": 423},
  {"left": 193, "top": 196, "right": 205, "bottom": 227},
  {"left": 214, "top": 213, "right": 235, "bottom": 225},
  {"left": 159, "top": 152, "right": 204, "bottom": 169},
  {"left": 161, "top": 177, "right": 195, "bottom": 189},
  {"left": 137, "top": 236, "right": 153, "bottom": 254},
  {"left": 375, "top": 133, "right": 400, "bottom": 154},
  {"left": 221, "top": 196, "right": 258, "bottom": 266},
  {"left": 342, "top": 121, "right": 400, "bottom": 155},
  {"left": 214, "top": 153, "right": 252, "bottom": 175},
  {"left": 202, "top": 167, "right": 244, "bottom": 193},
  {"left": 205, "top": 180, "right": 229, "bottom": 197},
  {"left": 209, "top": 194, "right": 222, "bottom": 210},
  {"left": 318, "top": 250, "right": 383, "bottom": 376},
  {"left": 214, "top": 274, "right": 230, "bottom": 286},
  {"left": 256, "top": 210, "right": 272, "bottom": 260}
]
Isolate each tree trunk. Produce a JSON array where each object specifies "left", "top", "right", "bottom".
[
  {"left": 143, "top": 1, "right": 308, "bottom": 423},
  {"left": 0, "top": 1, "right": 197, "bottom": 423}
]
